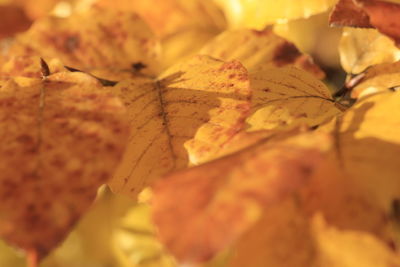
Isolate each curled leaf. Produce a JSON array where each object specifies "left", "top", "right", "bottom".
[{"left": 339, "top": 28, "right": 400, "bottom": 74}]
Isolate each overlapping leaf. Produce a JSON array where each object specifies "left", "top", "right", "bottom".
[
  {"left": 330, "top": 0, "right": 400, "bottom": 47},
  {"left": 0, "top": 62, "right": 129, "bottom": 258},
  {"left": 0, "top": 5, "right": 31, "bottom": 40},
  {"left": 7, "top": 6, "right": 160, "bottom": 75},
  {"left": 152, "top": 130, "right": 331, "bottom": 263},
  {"left": 339, "top": 28, "right": 400, "bottom": 74},
  {"left": 107, "top": 55, "right": 251, "bottom": 197},
  {"left": 246, "top": 66, "right": 341, "bottom": 131},
  {"left": 97, "top": 0, "right": 226, "bottom": 38},
  {"left": 200, "top": 28, "right": 324, "bottom": 77},
  {"left": 345, "top": 61, "right": 400, "bottom": 98}
]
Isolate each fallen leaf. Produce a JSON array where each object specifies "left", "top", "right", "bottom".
[
  {"left": 330, "top": 0, "right": 372, "bottom": 27},
  {"left": 246, "top": 66, "right": 341, "bottom": 131},
  {"left": 107, "top": 55, "right": 251, "bottom": 197},
  {"left": 339, "top": 28, "right": 400, "bottom": 74},
  {"left": 312, "top": 214, "right": 400, "bottom": 267},
  {"left": 0, "top": 63, "right": 129, "bottom": 258},
  {"left": 330, "top": 0, "right": 400, "bottom": 48},
  {"left": 8, "top": 6, "right": 161, "bottom": 75},
  {"left": 346, "top": 61, "right": 400, "bottom": 98},
  {"left": 321, "top": 91, "right": 400, "bottom": 210},
  {"left": 228, "top": 197, "right": 314, "bottom": 267},
  {"left": 160, "top": 27, "right": 221, "bottom": 70},
  {"left": 97, "top": 0, "right": 226, "bottom": 37},
  {"left": 200, "top": 28, "right": 324, "bottom": 78},
  {"left": 274, "top": 11, "right": 342, "bottom": 69},
  {"left": 152, "top": 130, "right": 331, "bottom": 263},
  {"left": 357, "top": 0, "right": 400, "bottom": 47}
]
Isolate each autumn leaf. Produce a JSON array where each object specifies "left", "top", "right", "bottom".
[
  {"left": 320, "top": 91, "right": 400, "bottom": 209},
  {"left": 97, "top": 0, "right": 226, "bottom": 38},
  {"left": 330, "top": 0, "right": 400, "bottom": 48},
  {"left": 107, "top": 55, "right": 251, "bottom": 197},
  {"left": 273, "top": 11, "right": 342, "bottom": 69},
  {"left": 339, "top": 28, "right": 400, "bottom": 74},
  {"left": 344, "top": 61, "right": 400, "bottom": 98},
  {"left": 200, "top": 28, "right": 324, "bottom": 78},
  {"left": 246, "top": 66, "right": 341, "bottom": 131},
  {"left": 7, "top": 6, "right": 161, "bottom": 76},
  {"left": 152, "top": 130, "right": 331, "bottom": 263},
  {"left": 215, "top": 0, "right": 337, "bottom": 30},
  {"left": 0, "top": 62, "right": 129, "bottom": 259},
  {"left": 185, "top": 66, "right": 339, "bottom": 165},
  {"left": 330, "top": 0, "right": 372, "bottom": 27}
]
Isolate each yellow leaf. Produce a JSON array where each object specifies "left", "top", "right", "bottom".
[
  {"left": 0, "top": 61, "right": 129, "bottom": 258},
  {"left": 339, "top": 28, "right": 400, "bottom": 74},
  {"left": 113, "top": 203, "right": 177, "bottom": 267},
  {"left": 229, "top": 197, "right": 313, "bottom": 267},
  {"left": 107, "top": 55, "right": 251, "bottom": 197},
  {"left": 152, "top": 130, "right": 331, "bottom": 263},
  {"left": 312, "top": 214, "right": 400, "bottom": 267},
  {"left": 274, "top": 11, "right": 342, "bottom": 68},
  {"left": 215, "top": 0, "right": 337, "bottom": 29},
  {"left": 200, "top": 28, "right": 324, "bottom": 78},
  {"left": 8, "top": 6, "right": 161, "bottom": 75},
  {"left": 348, "top": 61, "right": 400, "bottom": 98},
  {"left": 160, "top": 27, "right": 221, "bottom": 70},
  {"left": 97, "top": 0, "right": 226, "bottom": 37},
  {"left": 320, "top": 91, "right": 400, "bottom": 210},
  {"left": 247, "top": 66, "right": 341, "bottom": 131}
]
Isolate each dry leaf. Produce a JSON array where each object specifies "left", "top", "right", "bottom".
[
  {"left": 346, "top": 61, "right": 400, "bottom": 98},
  {"left": 152, "top": 130, "right": 331, "bottom": 263},
  {"left": 330, "top": 0, "right": 400, "bottom": 48},
  {"left": 215, "top": 0, "right": 337, "bottom": 29},
  {"left": 330, "top": 0, "right": 372, "bottom": 27},
  {"left": 160, "top": 27, "right": 221, "bottom": 70},
  {"left": 200, "top": 28, "right": 324, "bottom": 78},
  {"left": 97, "top": 0, "right": 226, "bottom": 37},
  {"left": 339, "top": 28, "right": 400, "bottom": 74},
  {"left": 246, "top": 66, "right": 341, "bottom": 131},
  {"left": 321, "top": 91, "right": 400, "bottom": 210},
  {"left": 107, "top": 55, "right": 251, "bottom": 197},
  {"left": 228, "top": 197, "right": 314, "bottom": 267},
  {"left": 0, "top": 64, "right": 129, "bottom": 258},
  {"left": 274, "top": 11, "right": 342, "bottom": 69},
  {"left": 8, "top": 6, "right": 160, "bottom": 75}
]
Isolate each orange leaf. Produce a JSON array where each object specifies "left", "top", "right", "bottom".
[
  {"left": 152, "top": 130, "right": 330, "bottom": 263},
  {"left": 0, "top": 60, "right": 129, "bottom": 258}
]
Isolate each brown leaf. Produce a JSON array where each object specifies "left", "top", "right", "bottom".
[
  {"left": 0, "top": 63, "right": 129, "bottom": 258},
  {"left": 152, "top": 130, "right": 331, "bottom": 263},
  {"left": 330, "top": 0, "right": 400, "bottom": 48},
  {"left": 330, "top": 0, "right": 372, "bottom": 28},
  {"left": 357, "top": 0, "right": 400, "bottom": 47}
]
